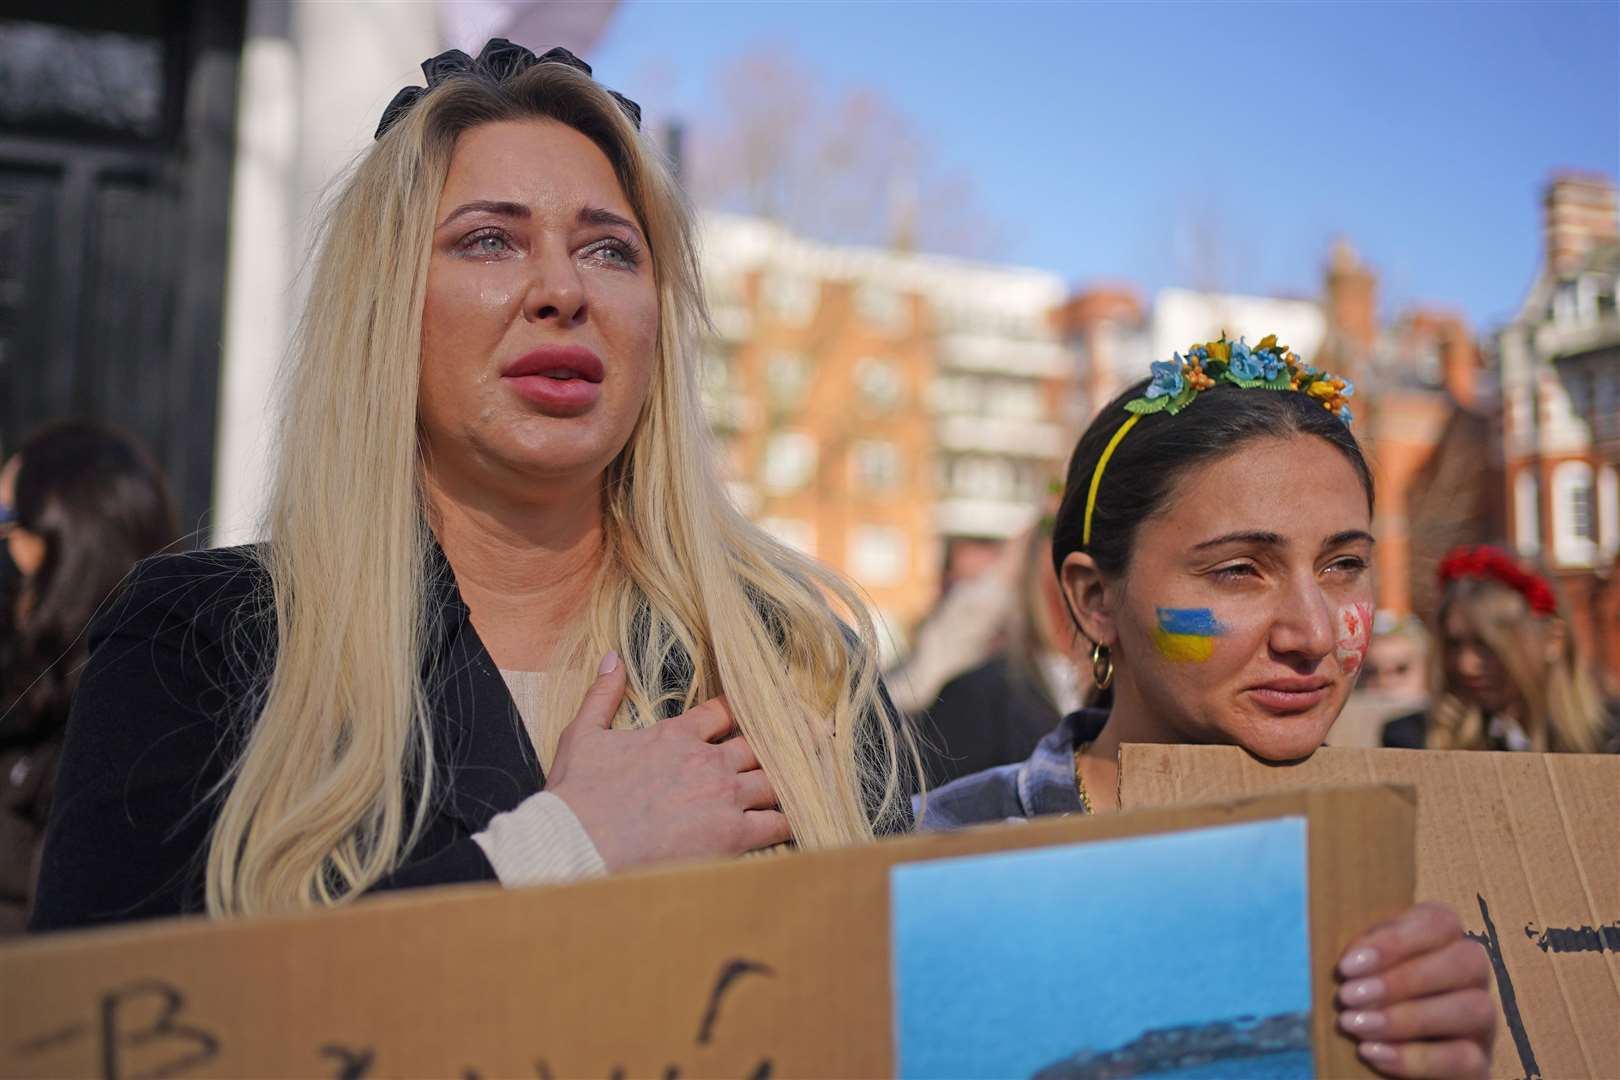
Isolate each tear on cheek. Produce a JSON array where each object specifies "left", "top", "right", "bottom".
[
  {"left": 1153, "top": 607, "right": 1228, "bottom": 663},
  {"left": 1335, "top": 601, "right": 1374, "bottom": 674}
]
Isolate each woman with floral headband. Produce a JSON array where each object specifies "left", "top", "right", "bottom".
[
  {"left": 33, "top": 40, "right": 914, "bottom": 931},
  {"left": 921, "top": 336, "right": 1496, "bottom": 1079},
  {"left": 1382, "top": 546, "right": 1617, "bottom": 753}
]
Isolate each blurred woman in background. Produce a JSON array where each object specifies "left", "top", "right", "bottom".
[
  {"left": 0, "top": 421, "right": 176, "bottom": 933},
  {"left": 1382, "top": 546, "right": 1616, "bottom": 753},
  {"left": 915, "top": 515, "right": 1083, "bottom": 786},
  {"left": 1362, "top": 611, "right": 1431, "bottom": 700}
]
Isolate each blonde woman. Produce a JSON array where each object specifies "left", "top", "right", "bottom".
[
  {"left": 33, "top": 41, "right": 912, "bottom": 931},
  {"left": 1382, "top": 546, "right": 1616, "bottom": 753}
]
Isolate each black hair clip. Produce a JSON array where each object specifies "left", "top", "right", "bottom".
[{"left": 374, "top": 39, "right": 642, "bottom": 141}]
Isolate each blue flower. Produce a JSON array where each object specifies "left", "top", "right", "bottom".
[
  {"left": 1339, "top": 405, "right": 1354, "bottom": 425},
  {"left": 1258, "top": 350, "right": 1286, "bottom": 379},
  {"left": 1338, "top": 378, "right": 1355, "bottom": 399},
  {"left": 1145, "top": 359, "right": 1185, "bottom": 400},
  {"left": 1228, "top": 340, "right": 1265, "bottom": 381}
]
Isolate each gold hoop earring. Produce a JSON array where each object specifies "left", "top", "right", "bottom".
[{"left": 1090, "top": 642, "right": 1114, "bottom": 690}]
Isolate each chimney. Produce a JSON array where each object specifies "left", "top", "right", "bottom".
[
  {"left": 1544, "top": 172, "right": 1618, "bottom": 277},
  {"left": 1325, "top": 239, "right": 1378, "bottom": 353},
  {"left": 1429, "top": 316, "right": 1479, "bottom": 409},
  {"left": 1053, "top": 286, "right": 1146, "bottom": 415},
  {"left": 1403, "top": 309, "right": 1480, "bottom": 408}
]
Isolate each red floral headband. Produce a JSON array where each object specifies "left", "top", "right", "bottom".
[{"left": 1437, "top": 545, "right": 1558, "bottom": 616}]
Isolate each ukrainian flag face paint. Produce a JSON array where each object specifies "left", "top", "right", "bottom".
[{"left": 1152, "top": 607, "right": 1229, "bottom": 663}]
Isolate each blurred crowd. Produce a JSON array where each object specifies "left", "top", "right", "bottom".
[{"left": 0, "top": 422, "right": 178, "bottom": 932}]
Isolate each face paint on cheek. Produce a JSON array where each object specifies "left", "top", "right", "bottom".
[
  {"left": 1335, "top": 602, "right": 1374, "bottom": 674},
  {"left": 1153, "top": 607, "right": 1229, "bottom": 663}
]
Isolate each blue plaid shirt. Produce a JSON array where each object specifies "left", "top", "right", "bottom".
[{"left": 915, "top": 709, "right": 1109, "bottom": 831}]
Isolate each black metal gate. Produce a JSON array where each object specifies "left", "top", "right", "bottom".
[{"left": 0, "top": 0, "right": 245, "bottom": 541}]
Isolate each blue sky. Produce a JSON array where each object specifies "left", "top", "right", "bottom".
[
  {"left": 889, "top": 818, "right": 1310, "bottom": 1079},
  {"left": 591, "top": 1, "right": 1619, "bottom": 331}
]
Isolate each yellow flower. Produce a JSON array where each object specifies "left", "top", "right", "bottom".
[
  {"left": 1307, "top": 381, "right": 1338, "bottom": 400},
  {"left": 1256, "top": 334, "right": 1278, "bottom": 351},
  {"left": 1205, "top": 340, "right": 1231, "bottom": 362}
]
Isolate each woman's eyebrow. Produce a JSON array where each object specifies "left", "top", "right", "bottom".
[
  {"left": 436, "top": 200, "right": 529, "bottom": 229},
  {"left": 577, "top": 206, "right": 643, "bottom": 236},
  {"left": 1322, "top": 529, "right": 1376, "bottom": 549},
  {"left": 1191, "top": 530, "right": 1283, "bottom": 551}
]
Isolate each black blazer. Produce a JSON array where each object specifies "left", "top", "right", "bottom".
[
  {"left": 914, "top": 655, "right": 1057, "bottom": 789},
  {"left": 31, "top": 544, "right": 543, "bottom": 932},
  {"left": 32, "top": 544, "right": 909, "bottom": 932}
]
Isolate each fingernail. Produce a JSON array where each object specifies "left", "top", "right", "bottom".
[
  {"left": 1339, "top": 977, "right": 1387, "bottom": 1007},
  {"left": 1339, "top": 1010, "right": 1387, "bottom": 1035},
  {"left": 1340, "top": 946, "right": 1380, "bottom": 977},
  {"left": 597, "top": 651, "right": 620, "bottom": 675},
  {"left": 1358, "top": 1042, "right": 1398, "bottom": 1065}
]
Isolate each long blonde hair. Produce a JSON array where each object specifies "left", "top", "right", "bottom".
[
  {"left": 1427, "top": 577, "right": 1607, "bottom": 753},
  {"left": 207, "top": 62, "right": 914, "bottom": 916}
]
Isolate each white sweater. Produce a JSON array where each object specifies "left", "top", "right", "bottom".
[{"left": 470, "top": 670, "right": 606, "bottom": 886}]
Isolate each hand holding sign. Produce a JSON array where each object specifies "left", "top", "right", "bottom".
[
  {"left": 547, "top": 652, "right": 792, "bottom": 870},
  {"left": 1336, "top": 901, "right": 1495, "bottom": 1079}
]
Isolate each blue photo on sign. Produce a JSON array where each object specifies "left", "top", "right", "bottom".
[{"left": 890, "top": 818, "right": 1313, "bottom": 1080}]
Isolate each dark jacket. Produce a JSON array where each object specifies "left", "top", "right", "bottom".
[
  {"left": 0, "top": 736, "right": 60, "bottom": 934},
  {"left": 1382, "top": 708, "right": 1620, "bottom": 752},
  {"left": 914, "top": 655, "right": 1058, "bottom": 789},
  {"left": 915, "top": 709, "right": 1109, "bottom": 830},
  {"left": 32, "top": 544, "right": 907, "bottom": 933}
]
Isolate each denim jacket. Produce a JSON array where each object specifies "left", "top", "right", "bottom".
[{"left": 915, "top": 709, "right": 1109, "bottom": 830}]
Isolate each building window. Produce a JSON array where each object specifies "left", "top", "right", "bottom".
[
  {"left": 1598, "top": 368, "right": 1620, "bottom": 419},
  {"left": 928, "top": 373, "right": 977, "bottom": 415},
  {"left": 1551, "top": 460, "right": 1597, "bottom": 566},
  {"left": 987, "top": 378, "right": 1044, "bottom": 420},
  {"left": 1552, "top": 283, "right": 1578, "bottom": 327},
  {"left": 1513, "top": 470, "right": 1540, "bottom": 556},
  {"left": 765, "top": 350, "right": 810, "bottom": 411},
  {"left": 952, "top": 455, "right": 1019, "bottom": 500},
  {"left": 855, "top": 357, "right": 905, "bottom": 412},
  {"left": 762, "top": 432, "right": 817, "bottom": 493},
  {"left": 849, "top": 525, "right": 907, "bottom": 586},
  {"left": 0, "top": 22, "right": 165, "bottom": 139},
  {"left": 852, "top": 440, "right": 902, "bottom": 491},
  {"left": 1600, "top": 465, "right": 1619, "bottom": 561},
  {"left": 761, "top": 270, "right": 817, "bottom": 325},
  {"left": 759, "top": 517, "right": 815, "bottom": 556},
  {"left": 855, "top": 282, "right": 908, "bottom": 334}
]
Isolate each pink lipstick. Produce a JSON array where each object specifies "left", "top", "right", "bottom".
[{"left": 501, "top": 345, "right": 605, "bottom": 416}]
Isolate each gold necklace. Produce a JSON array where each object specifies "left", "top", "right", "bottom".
[{"left": 1072, "top": 740, "right": 1094, "bottom": 814}]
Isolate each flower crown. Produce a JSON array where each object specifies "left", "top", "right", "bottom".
[
  {"left": 375, "top": 39, "right": 642, "bottom": 141},
  {"left": 1081, "top": 334, "right": 1355, "bottom": 545},
  {"left": 1437, "top": 545, "right": 1558, "bottom": 616},
  {"left": 1126, "top": 334, "right": 1355, "bottom": 425}
]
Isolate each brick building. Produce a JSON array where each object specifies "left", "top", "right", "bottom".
[
  {"left": 1496, "top": 172, "right": 1620, "bottom": 685},
  {"left": 697, "top": 214, "right": 1071, "bottom": 653},
  {"left": 1314, "top": 243, "right": 1499, "bottom": 618}
]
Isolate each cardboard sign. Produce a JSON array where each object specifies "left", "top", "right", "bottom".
[
  {"left": 1121, "top": 745, "right": 1620, "bottom": 1080},
  {"left": 1, "top": 786, "right": 1412, "bottom": 1079}
]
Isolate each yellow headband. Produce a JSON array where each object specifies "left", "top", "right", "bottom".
[
  {"left": 1078, "top": 334, "right": 1353, "bottom": 547},
  {"left": 1081, "top": 414, "right": 1139, "bottom": 546}
]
